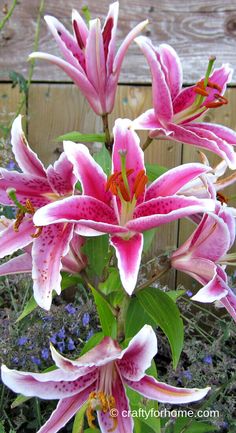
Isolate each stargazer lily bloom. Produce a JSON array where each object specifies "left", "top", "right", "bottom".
[
  {"left": 29, "top": 2, "right": 148, "bottom": 115},
  {"left": 133, "top": 37, "right": 236, "bottom": 169},
  {"left": 1, "top": 325, "right": 210, "bottom": 433},
  {"left": 0, "top": 115, "right": 79, "bottom": 310},
  {"left": 0, "top": 217, "right": 87, "bottom": 278},
  {"left": 171, "top": 205, "right": 236, "bottom": 321},
  {"left": 34, "top": 119, "right": 215, "bottom": 295}
]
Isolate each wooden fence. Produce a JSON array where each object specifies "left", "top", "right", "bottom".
[{"left": 1, "top": 0, "right": 236, "bottom": 289}]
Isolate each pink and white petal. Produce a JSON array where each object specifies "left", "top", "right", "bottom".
[
  {"left": 0, "top": 219, "right": 34, "bottom": 259},
  {"left": 33, "top": 196, "right": 118, "bottom": 227},
  {"left": 29, "top": 53, "right": 103, "bottom": 115},
  {"left": 203, "top": 64, "right": 233, "bottom": 105},
  {"left": 44, "top": 15, "right": 85, "bottom": 72},
  {"left": 110, "top": 233, "right": 143, "bottom": 296},
  {"left": 102, "top": 1, "right": 119, "bottom": 74},
  {"left": 76, "top": 220, "right": 128, "bottom": 235},
  {"left": 173, "top": 85, "right": 196, "bottom": 115},
  {"left": 128, "top": 196, "right": 215, "bottom": 232},
  {"left": 63, "top": 141, "right": 111, "bottom": 204},
  {"left": 86, "top": 19, "right": 106, "bottom": 112},
  {"left": 171, "top": 256, "right": 217, "bottom": 286},
  {"left": 159, "top": 44, "right": 183, "bottom": 100},
  {"left": 47, "top": 152, "right": 76, "bottom": 196},
  {"left": 37, "top": 388, "right": 94, "bottom": 433},
  {"left": 62, "top": 234, "right": 87, "bottom": 274},
  {"left": 117, "top": 325, "right": 157, "bottom": 381},
  {"left": 11, "top": 116, "right": 46, "bottom": 177},
  {"left": 126, "top": 374, "right": 210, "bottom": 404},
  {"left": 32, "top": 223, "right": 74, "bottom": 310},
  {"left": 192, "top": 266, "right": 229, "bottom": 303},
  {"left": 1, "top": 364, "right": 97, "bottom": 399},
  {"left": 220, "top": 288, "right": 236, "bottom": 322},
  {"left": 218, "top": 207, "right": 236, "bottom": 248},
  {"left": 0, "top": 253, "right": 32, "bottom": 276},
  {"left": 72, "top": 9, "right": 89, "bottom": 48},
  {"left": 135, "top": 36, "right": 173, "bottom": 122},
  {"left": 50, "top": 344, "right": 98, "bottom": 375},
  {"left": 114, "top": 21, "right": 148, "bottom": 75},
  {"left": 169, "top": 123, "right": 236, "bottom": 169},
  {"left": 0, "top": 169, "right": 51, "bottom": 207},
  {"left": 133, "top": 109, "right": 171, "bottom": 135},
  {"left": 98, "top": 367, "right": 133, "bottom": 433},
  {"left": 146, "top": 163, "right": 210, "bottom": 200},
  {"left": 192, "top": 122, "right": 236, "bottom": 146},
  {"left": 112, "top": 119, "right": 145, "bottom": 203}
]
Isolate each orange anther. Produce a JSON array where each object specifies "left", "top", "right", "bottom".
[
  {"left": 134, "top": 174, "right": 148, "bottom": 199},
  {"left": 206, "top": 80, "right": 222, "bottom": 92},
  {"left": 194, "top": 86, "right": 209, "bottom": 97},
  {"left": 119, "top": 181, "right": 130, "bottom": 201}
]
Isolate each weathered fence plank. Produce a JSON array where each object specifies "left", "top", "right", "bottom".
[{"left": 1, "top": 0, "right": 236, "bottom": 83}]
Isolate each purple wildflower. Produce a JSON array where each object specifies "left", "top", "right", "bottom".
[
  {"left": 86, "top": 329, "right": 94, "bottom": 341},
  {"left": 67, "top": 338, "right": 75, "bottom": 351},
  {"left": 17, "top": 336, "right": 28, "bottom": 346},
  {"left": 65, "top": 304, "right": 76, "bottom": 315},
  {"left": 50, "top": 333, "right": 57, "bottom": 344},
  {"left": 203, "top": 355, "right": 213, "bottom": 364},
  {"left": 82, "top": 312, "right": 90, "bottom": 327},
  {"left": 57, "top": 341, "right": 65, "bottom": 353},
  {"left": 57, "top": 327, "right": 66, "bottom": 339},
  {"left": 186, "top": 290, "right": 193, "bottom": 297},
  {"left": 41, "top": 348, "right": 49, "bottom": 360},
  {"left": 31, "top": 356, "right": 41, "bottom": 366}
]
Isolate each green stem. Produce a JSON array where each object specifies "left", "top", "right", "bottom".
[
  {"left": 35, "top": 398, "right": 42, "bottom": 430},
  {"left": 142, "top": 136, "right": 153, "bottom": 151},
  {"left": 102, "top": 114, "right": 113, "bottom": 153},
  {"left": 0, "top": 0, "right": 18, "bottom": 32},
  {"left": 117, "top": 294, "right": 130, "bottom": 342}
]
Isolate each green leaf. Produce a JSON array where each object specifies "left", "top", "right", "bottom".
[
  {"left": 81, "top": 6, "right": 91, "bottom": 24},
  {"left": 126, "top": 297, "right": 156, "bottom": 339},
  {"left": 167, "top": 418, "right": 218, "bottom": 433},
  {"left": 84, "top": 429, "right": 100, "bottom": 433},
  {"left": 93, "top": 146, "right": 111, "bottom": 176},
  {"left": 137, "top": 288, "right": 184, "bottom": 368},
  {"left": 56, "top": 131, "right": 106, "bottom": 143},
  {"left": 99, "top": 268, "right": 121, "bottom": 295},
  {"left": 145, "top": 163, "right": 167, "bottom": 182},
  {"left": 184, "top": 422, "right": 218, "bottom": 433},
  {"left": 11, "top": 394, "right": 31, "bottom": 409},
  {"left": 79, "top": 332, "right": 104, "bottom": 356},
  {"left": 90, "top": 286, "right": 117, "bottom": 338},
  {"left": 9, "top": 71, "right": 28, "bottom": 94},
  {"left": 143, "top": 228, "right": 156, "bottom": 253},
  {"left": 166, "top": 289, "right": 185, "bottom": 302},
  {"left": 72, "top": 402, "right": 87, "bottom": 433},
  {"left": 16, "top": 274, "right": 82, "bottom": 322},
  {"left": 83, "top": 235, "right": 109, "bottom": 277}
]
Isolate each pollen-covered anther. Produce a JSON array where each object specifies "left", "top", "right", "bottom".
[
  {"left": 14, "top": 210, "right": 25, "bottom": 232},
  {"left": 86, "top": 391, "right": 118, "bottom": 432},
  {"left": 205, "top": 94, "right": 228, "bottom": 108},
  {"left": 31, "top": 226, "right": 43, "bottom": 239},
  {"left": 133, "top": 169, "right": 148, "bottom": 199},
  {"left": 106, "top": 169, "right": 134, "bottom": 201}
]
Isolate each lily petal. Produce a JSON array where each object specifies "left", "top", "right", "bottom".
[
  {"left": 11, "top": 115, "right": 46, "bottom": 177},
  {"left": 118, "top": 325, "right": 157, "bottom": 381},
  {"left": 0, "top": 219, "right": 34, "bottom": 259},
  {"left": 192, "top": 266, "right": 229, "bottom": 303},
  {"left": 32, "top": 223, "right": 74, "bottom": 310},
  {"left": 160, "top": 43, "right": 183, "bottom": 100},
  {"left": 47, "top": 152, "right": 76, "bottom": 196},
  {"left": 110, "top": 233, "right": 143, "bottom": 295},
  {"left": 220, "top": 288, "right": 236, "bottom": 322},
  {"left": 126, "top": 374, "right": 210, "bottom": 404},
  {"left": 128, "top": 196, "right": 214, "bottom": 232},
  {"left": 1, "top": 364, "right": 97, "bottom": 399},
  {"left": 102, "top": 1, "right": 119, "bottom": 74},
  {"left": 37, "top": 389, "right": 94, "bottom": 433},
  {"left": 63, "top": 141, "right": 111, "bottom": 204},
  {"left": 146, "top": 163, "right": 210, "bottom": 200},
  {"left": 0, "top": 252, "right": 32, "bottom": 276}
]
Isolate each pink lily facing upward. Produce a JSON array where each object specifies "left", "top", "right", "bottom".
[
  {"left": 34, "top": 119, "right": 215, "bottom": 295},
  {"left": 133, "top": 37, "right": 236, "bottom": 169},
  {"left": 171, "top": 205, "right": 236, "bottom": 321},
  {"left": 1, "top": 325, "right": 210, "bottom": 433},
  {"left": 29, "top": 2, "right": 148, "bottom": 115},
  {"left": 0, "top": 115, "right": 79, "bottom": 310}
]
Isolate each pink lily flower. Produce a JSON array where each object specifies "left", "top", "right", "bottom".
[
  {"left": 34, "top": 119, "right": 215, "bottom": 295},
  {"left": 1, "top": 325, "right": 210, "bottom": 433},
  {"left": 133, "top": 37, "right": 236, "bottom": 169},
  {"left": 171, "top": 205, "right": 236, "bottom": 321},
  {"left": 0, "top": 115, "right": 79, "bottom": 310},
  {"left": 0, "top": 218, "right": 87, "bottom": 278},
  {"left": 29, "top": 3, "right": 148, "bottom": 115}
]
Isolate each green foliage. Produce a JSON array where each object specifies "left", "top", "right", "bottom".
[
  {"left": 72, "top": 402, "right": 88, "bottom": 433},
  {"left": 99, "top": 268, "right": 121, "bottom": 295},
  {"left": 145, "top": 163, "right": 167, "bottom": 182},
  {"left": 90, "top": 286, "right": 117, "bottom": 338},
  {"left": 79, "top": 332, "right": 104, "bottom": 356},
  {"left": 9, "top": 71, "right": 28, "bottom": 95},
  {"left": 93, "top": 146, "right": 112, "bottom": 176},
  {"left": 137, "top": 288, "right": 184, "bottom": 368},
  {"left": 164, "top": 418, "right": 219, "bottom": 433},
  {"left": 125, "top": 296, "right": 156, "bottom": 338},
  {"left": 83, "top": 235, "right": 109, "bottom": 277},
  {"left": 56, "top": 131, "right": 106, "bottom": 143},
  {"left": 143, "top": 228, "right": 157, "bottom": 253}
]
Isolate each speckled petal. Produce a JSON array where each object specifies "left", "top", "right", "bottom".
[
  {"left": 32, "top": 223, "right": 74, "bottom": 310},
  {"left": 47, "top": 152, "right": 76, "bottom": 196},
  {"left": 0, "top": 219, "right": 34, "bottom": 259},
  {"left": 0, "top": 252, "right": 32, "bottom": 276}
]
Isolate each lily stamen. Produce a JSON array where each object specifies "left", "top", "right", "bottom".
[{"left": 87, "top": 391, "right": 118, "bottom": 432}]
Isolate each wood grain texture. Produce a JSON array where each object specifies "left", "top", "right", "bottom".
[{"left": 1, "top": 0, "right": 236, "bottom": 83}]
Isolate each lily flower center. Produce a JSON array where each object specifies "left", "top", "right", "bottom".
[
  {"left": 106, "top": 151, "right": 148, "bottom": 226},
  {"left": 86, "top": 363, "right": 118, "bottom": 432},
  {"left": 173, "top": 56, "right": 228, "bottom": 124},
  {"left": 7, "top": 189, "right": 43, "bottom": 238}
]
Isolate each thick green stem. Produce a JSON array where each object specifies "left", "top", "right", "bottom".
[
  {"left": 117, "top": 294, "right": 130, "bottom": 342},
  {"left": 142, "top": 136, "right": 153, "bottom": 151},
  {"left": 102, "top": 114, "right": 113, "bottom": 153}
]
